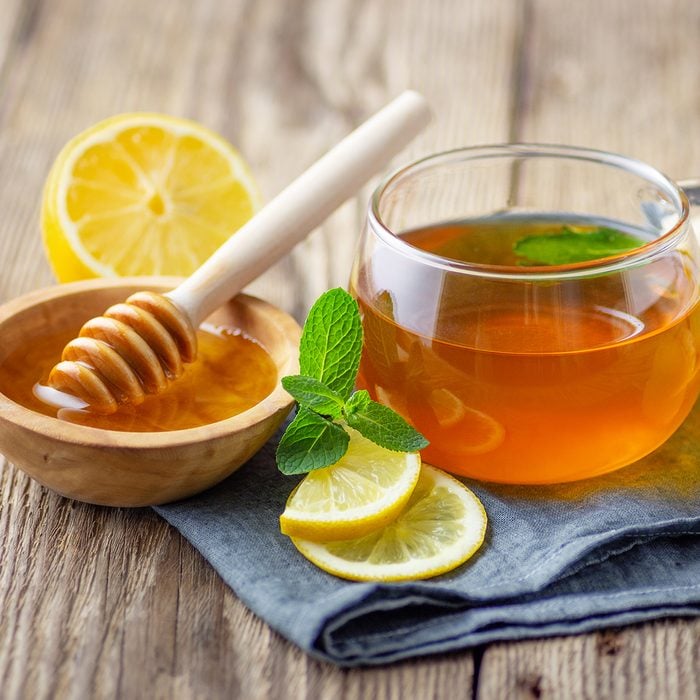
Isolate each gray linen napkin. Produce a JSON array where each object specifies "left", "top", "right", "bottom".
[{"left": 155, "top": 402, "right": 700, "bottom": 667}]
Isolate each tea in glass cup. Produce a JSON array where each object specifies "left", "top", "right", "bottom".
[{"left": 350, "top": 145, "right": 700, "bottom": 483}]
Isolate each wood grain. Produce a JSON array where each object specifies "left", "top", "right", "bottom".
[
  {"left": 0, "top": 0, "right": 697, "bottom": 698},
  {"left": 477, "top": 619, "right": 700, "bottom": 700},
  {"left": 512, "top": 0, "right": 700, "bottom": 176},
  {"left": 0, "top": 0, "right": 29, "bottom": 82}
]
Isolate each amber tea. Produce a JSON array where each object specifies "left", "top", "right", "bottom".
[{"left": 352, "top": 216, "right": 700, "bottom": 483}]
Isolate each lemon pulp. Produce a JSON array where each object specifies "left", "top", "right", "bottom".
[{"left": 41, "top": 113, "right": 261, "bottom": 281}]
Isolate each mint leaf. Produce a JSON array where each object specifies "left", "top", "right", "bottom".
[
  {"left": 281, "top": 375, "right": 344, "bottom": 418},
  {"left": 345, "top": 399, "right": 429, "bottom": 452},
  {"left": 299, "top": 288, "right": 362, "bottom": 400},
  {"left": 343, "top": 389, "right": 371, "bottom": 416},
  {"left": 514, "top": 226, "right": 645, "bottom": 266},
  {"left": 276, "top": 408, "right": 349, "bottom": 474},
  {"left": 276, "top": 287, "right": 429, "bottom": 475}
]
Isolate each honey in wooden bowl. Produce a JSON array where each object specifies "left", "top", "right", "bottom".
[
  {"left": 1, "top": 324, "right": 277, "bottom": 432},
  {"left": 0, "top": 277, "right": 300, "bottom": 506}
]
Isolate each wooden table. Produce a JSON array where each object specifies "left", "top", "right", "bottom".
[{"left": 1, "top": 1, "right": 698, "bottom": 697}]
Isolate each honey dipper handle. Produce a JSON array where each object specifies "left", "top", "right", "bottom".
[{"left": 166, "top": 90, "right": 431, "bottom": 324}]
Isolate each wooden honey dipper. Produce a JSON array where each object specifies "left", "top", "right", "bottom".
[{"left": 42, "top": 91, "right": 431, "bottom": 415}]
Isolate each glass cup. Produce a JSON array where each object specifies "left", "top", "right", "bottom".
[{"left": 349, "top": 145, "right": 700, "bottom": 484}]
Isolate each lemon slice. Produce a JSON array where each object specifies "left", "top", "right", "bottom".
[
  {"left": 279, "top": 427, "right": 421, "bottom": 542},
  {"left": 424, "top": 391, "right": 505, "bottom": 455},
  {"left": 429, "top": 387, "right": 468, "bottom": 428},
  {"left": 290, "top": 465, "right": 487, "bottom": 582},
  {"left": 41, "top": 113, "right": 261, "bottom": 281}
]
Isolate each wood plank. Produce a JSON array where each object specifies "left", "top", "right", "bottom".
[
  {"left": 477, "top": 0, "right": 700, "bottom": 696},
  {"left": 0, "top": 0, "right": 521, "bottom": 697},
  {"left": 477, "top": 620, "right": 700, "bottom": 700},
  {"left": 512, "top": 0, "right": 700, "bottom": 175},
  {"left": 0, "top": 0, "right": 30, "bottom": 85},
  {"left": 0, "top": 466, "right": 476, "bottom": 700}
]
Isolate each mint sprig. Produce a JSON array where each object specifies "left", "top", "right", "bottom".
[
  {"left": 514, "top": 226, "right": 646, "bottom": 266},
  {"left": 276, "top": 288, "right": 428, "bottom": 475}
]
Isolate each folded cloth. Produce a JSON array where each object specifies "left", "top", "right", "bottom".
[{"left": 155, "top": 403, "right": 700, "bottom": 667}]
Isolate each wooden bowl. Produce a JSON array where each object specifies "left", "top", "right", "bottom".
[{"left": 0, "top": 277, "right": 300, "bottom": 507}]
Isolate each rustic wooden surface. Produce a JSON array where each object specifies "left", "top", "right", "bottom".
[{"left": 0, "top": 0, "right": 698, "bottom": 698}]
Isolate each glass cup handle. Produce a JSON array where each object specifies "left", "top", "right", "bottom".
[
  {"left": 678, "top": 179, "right": 700, "bottom": 234},
  {"left": 679, "top": 178, "right": 700, "bottom": 206}
]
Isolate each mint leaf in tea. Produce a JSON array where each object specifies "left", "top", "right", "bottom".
[
  {"left": 398, "top": 216, "right": 648, "bottom": 267},
  {"left": 513, "top": 226, "right": 646, "bottom": 266}
]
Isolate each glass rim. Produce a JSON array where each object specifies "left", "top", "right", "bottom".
[{"left": 368, "top": 143, "right": 691, "bottom": 281}]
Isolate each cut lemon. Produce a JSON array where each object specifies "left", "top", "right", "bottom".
[
  {"left": 279, "top": 427, "right": 421, "bottom": 542},
  {"left": 41, "top": 113, "right": 261, "bottom": 281},
  {"left": 290, "top": 465, "right": 487, "bottom": 582},
  {"left": 428, "top": 387, "right": 468, "bottom": 428},
  {"left": 424, "top": 396, "right": 505, "bottom": 455}
]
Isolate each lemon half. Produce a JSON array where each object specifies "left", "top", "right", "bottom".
[
  {"left": 41, "top": 113, "right": 261, "bottom": 281},
  {"left": 279, "top": 428, "right": 421, "bottom": 542},
  {"left": 290, "top": 465, "right": 487, "bottom": 582}
]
